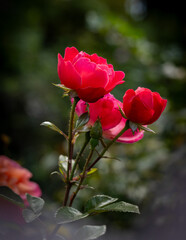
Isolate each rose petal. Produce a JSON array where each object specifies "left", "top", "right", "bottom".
[
  {"left": 74, "top": 58, "right": 109, "bottom": 88},
  {"left": 146, "top": 92, "right": 167, "bottom": 124},
  {"left": 123, "top": 89, "right": 136, "bottom": 116},
  {"left": 8, "top": 168, "right": 32, "bottom": 180},
  {"left": 64, "top": 47, "right": 79, "bottom": 62},
  {"left": 103, "top": 118, "right": 144, "bottom": 143},
  {"left": 106, "top": 71, "right": 125, "bottom": 93},
  {"left": 89, "top": 97, "right": 122, "bottom": 130},
  {"left": 137, "top": 88, "right": 153, "bottom": 109},
  {"left": 58, "top": 54, "right": 81, "bottom": 89},
  {"left": 127, "top": 95, "right": 154, "bottom": 124},
  {"left": 77, "top": 87, "right": 106, "bottom": 103},
  {"left": 84, "top": 53, "right": 107, "bottom": 64},
  {"left": 117, "top": 128, "right": 144, "bottom": 143},
  {"left": 75, "top": 99, "right": 87, "bottom": 116},
  {"left": 0, "top": 155, "right": 42, "bottom": 204}
]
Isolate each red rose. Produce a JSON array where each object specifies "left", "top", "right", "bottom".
[
  {"left": 123, "top": 87, "right": 167, "bottom": 125},
  {"left": 58, "top": 47, "right": 125, "bottom": 102},
  {"left": 75, "top": 94, "right": 144, "bottom": 143},
  {"left": 0, "top": 156, "right": 41, "bottom": 203}
]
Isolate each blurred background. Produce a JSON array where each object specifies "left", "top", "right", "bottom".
[{"left": 0, "top": 0, "right": 186, "bottom": 239}]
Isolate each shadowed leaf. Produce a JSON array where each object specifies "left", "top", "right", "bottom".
[
  {"left": 55, "top": 207, "right": 89, "bottom": 224},
  {"left": 0, "top": 186, "right": 24, "bottom": 207},
  {"left": 26, "top": 193, "right": 45, "bottom": 214},
  {"left": 75, "top": 225, "right": 106, "bottom": 240},
  {"left": 22, "top": 208, "right": 41, "bottom": 223}
]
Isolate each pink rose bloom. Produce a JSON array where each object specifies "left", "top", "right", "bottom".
[
  {"left": 75, "top": 94, "right": 144, "bottom": 143},
  {"left": 123, "top": 87, "right": 167, "bottom": 125},
  {"left": 58, "top": 47, "right": 125, "bottom": 102},
  {"left": 0, "top": 156, "right": 41, "bottom": 203}
]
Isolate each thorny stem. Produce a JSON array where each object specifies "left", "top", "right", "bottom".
[
  {"left": 87, "top": 121, "right": 129, "bottom": 171},
  {"left": 67, "top": 99, "right": 78, "bottom": 178},
  {"left": 63, "top": 183, "right": 71, "bottom": 206},
  {"left": 69, "top": 149, "right": 94, "bottom": 206},
  {"left": 63, "top": 98, "right": 78, "bottom": 206}
]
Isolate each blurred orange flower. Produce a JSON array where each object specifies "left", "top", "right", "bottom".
[{"left": 0, "top": 155, "right": 41, "bottom": 202}]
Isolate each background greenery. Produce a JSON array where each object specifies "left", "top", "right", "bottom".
[{"left": 0, "top": 0, "right": 185, "bottom": 239}]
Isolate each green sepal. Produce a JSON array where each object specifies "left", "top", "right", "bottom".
[
  {"left": 90, "top": 138, "right": 99, "bottom": 150},
  {"left": 118, "top": 105, "right": 127, "bottom": 119},
  {"left": 129, "top": 121, "right": 138, "bottom": 134},
  {"left": 137, "top": 124, "right": 156, "bottom": 134},
  {"left": 53, "top": 83, "right": 71, "bottom": 92}
]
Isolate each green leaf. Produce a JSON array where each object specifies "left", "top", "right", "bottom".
[
  {"left": 59, "top": 155, "right": 76, "bottom": 175},
  {"left": 0, "top": 186, "right": 24, "bottom": 207},
  {"left": 26, "top": 194, "right": 45, "bottom": 214},
  {"left": 85, "top": 195, "right": 118, "bottom": 213},
  {"left": 41, "top": 121, "right": 67, "bottom": 138},
  {"left": 51, "top": 171, "right": 61, "bottom": 176},
  {"left": 55, "top": 207, "right": 89, "bottom": 224},
  {"left": 129, "top": 121, "right": 138, "bottom": 134},
  {"left": 22, "top": 208, "right": 41, "bottom": 223},
  {"left": 75, "top": 225, "right": 106, "bottom": 240},
  {"left": 91, "top": 201, "right": 140, "bottom": 214},
  {"left": 58, "top": 155, "right": 68, "bottom": 173},
  {"left": 87, "top": 168, "right": 97, "bottom": 176},
  {"left": 76, "top": 112, "right": 90, "bottom": 129}
]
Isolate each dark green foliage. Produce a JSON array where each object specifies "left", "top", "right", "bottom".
[{"left": 0, "top": 186, "right": 24, "bottom": 207}]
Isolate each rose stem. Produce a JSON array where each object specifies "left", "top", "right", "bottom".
[
  {"left": 69, "top": 135, "right": 90, "bottom": 181},
  {"left": 69, "top": 149, "right": 94, "bottom": 206},
  {"left": 63, "top": 97, "right": 78, "bottom": 206},
  {"left": 87, "top": 121, "right": 129, "bottom": 171}
]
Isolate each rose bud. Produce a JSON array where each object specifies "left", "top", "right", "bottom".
[{"left": 123, "top": 87, "right": 167, "bottom": 125}]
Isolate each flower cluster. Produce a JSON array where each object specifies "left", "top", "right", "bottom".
[
  {"left": 0, "top": 155, "right": 41, "bottom": 203},
  {"left": 58, "top": 47, "right": 167, "bottom": 142}
]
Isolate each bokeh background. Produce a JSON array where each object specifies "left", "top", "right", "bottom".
[{"left": 0, "top": 0, "right": 186, "bottom": 239}]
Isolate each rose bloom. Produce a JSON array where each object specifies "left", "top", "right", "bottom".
[
  {"left": 58, "top": 47, "right": 125, "bottom": 102},
  {"left": 0, "top": 156, "right": 41, "bottom": 203},
  {"left": 123, "top": 87, "right": 167, "bottom": 125},
  {"left": 75, "top": 94, "right": 144, "bottom": 143}
]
